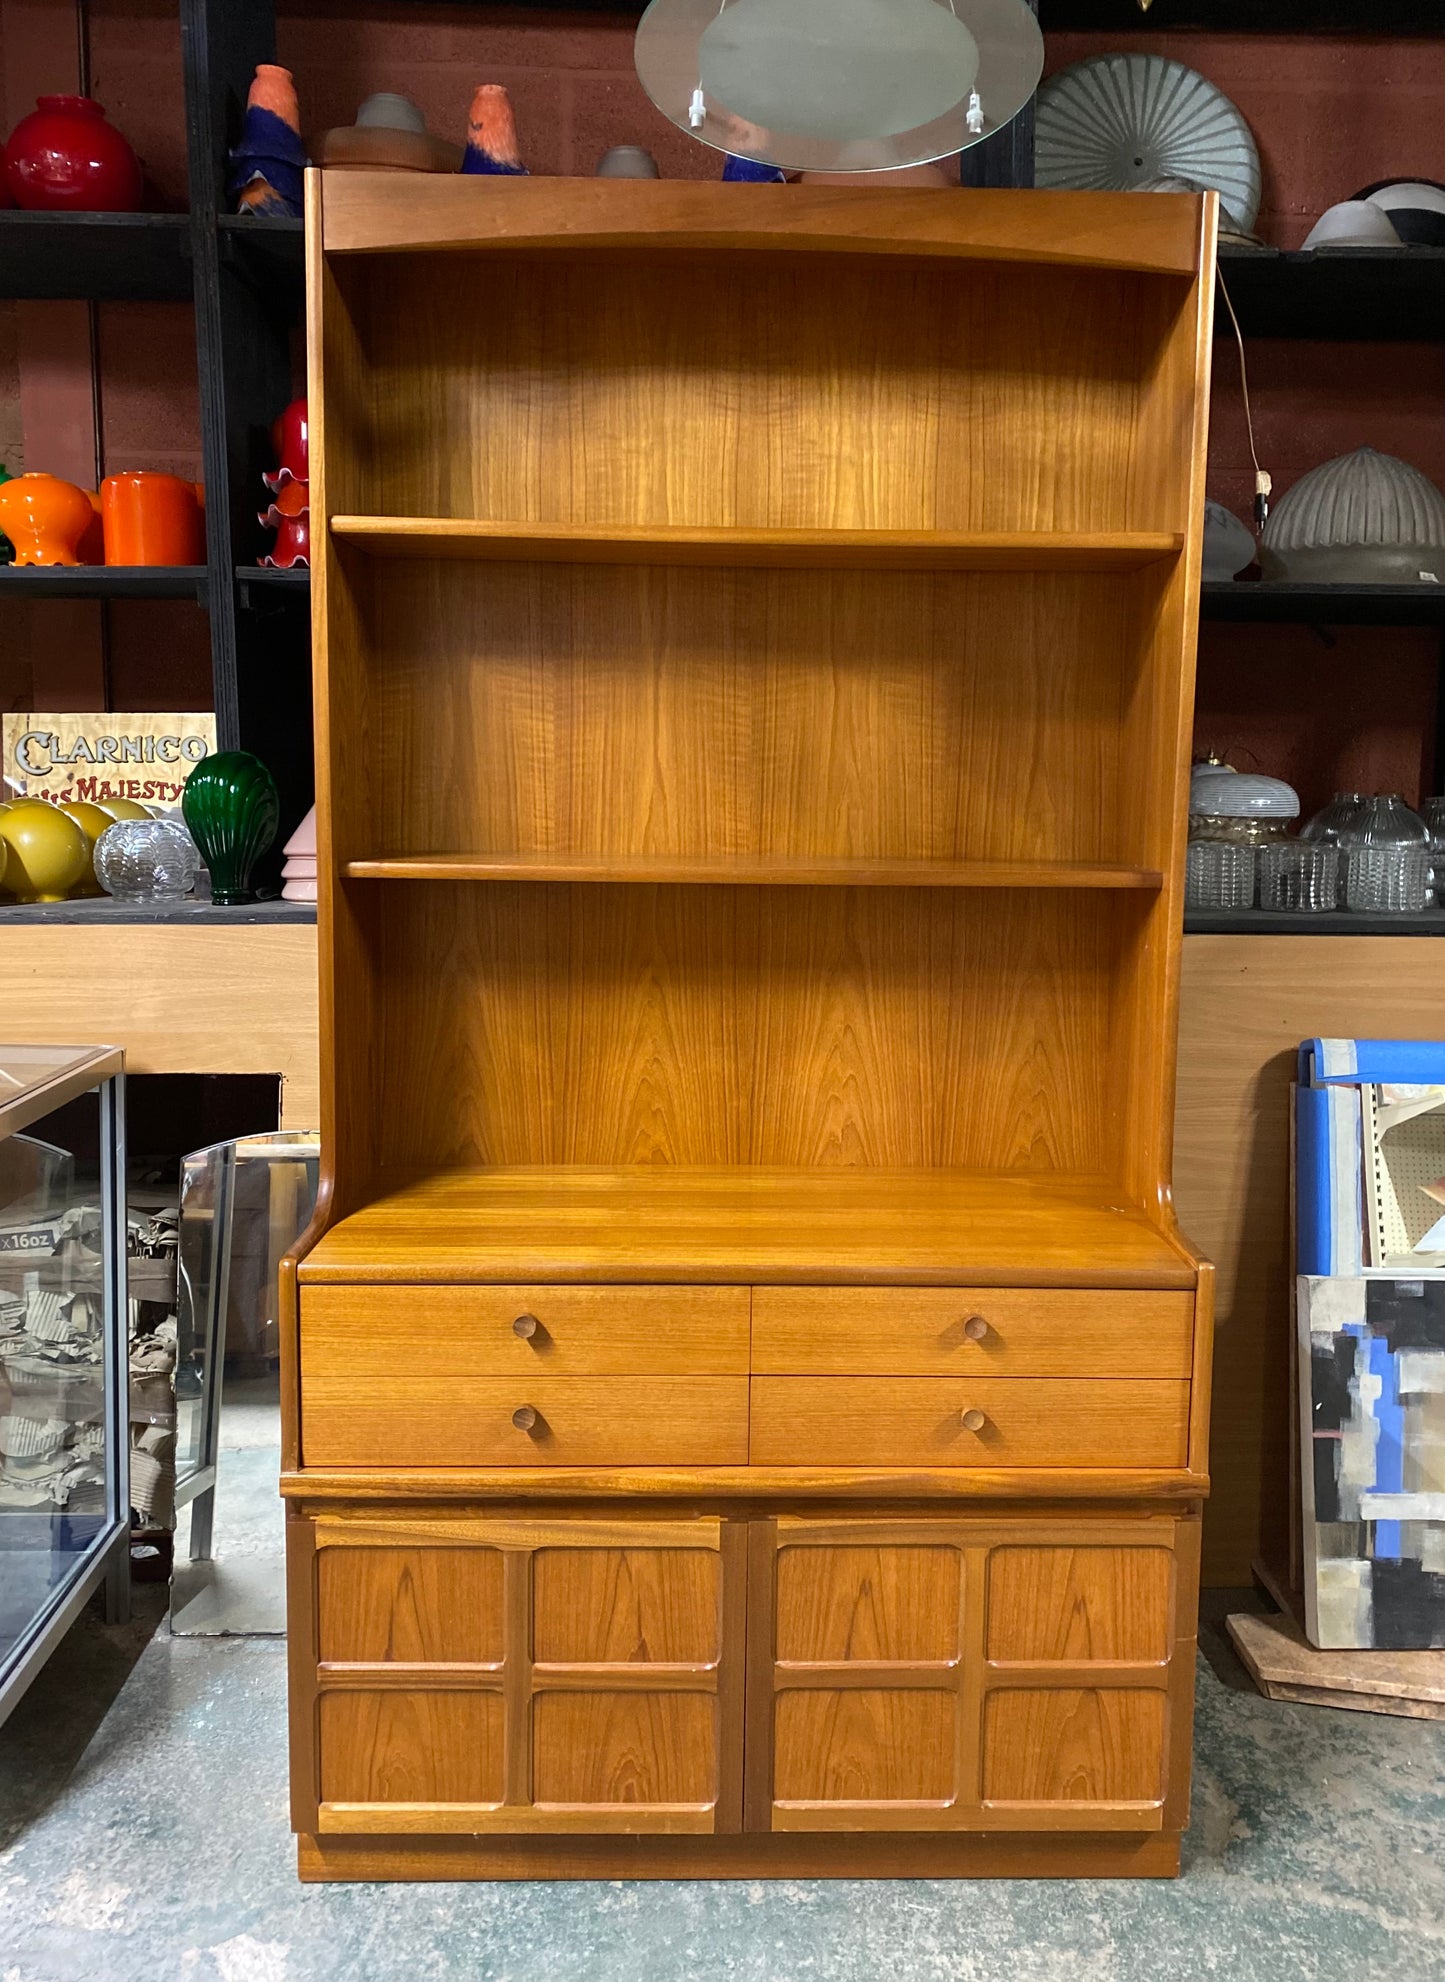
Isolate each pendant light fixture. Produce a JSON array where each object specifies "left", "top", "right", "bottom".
[{"left": 634, "top": 0, "right": 1044, "bottom": 175}]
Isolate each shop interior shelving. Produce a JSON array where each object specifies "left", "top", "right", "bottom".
[{"left": 5, "top": 0, "right": 1444, "bottom": 934}]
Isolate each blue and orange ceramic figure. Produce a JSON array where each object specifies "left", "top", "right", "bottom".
[
  {"left": 462, "top": 85, "right": 528, "bottom": 176},
  {"left": 229, "top": 64, "right": 306, "bottom": 218}
]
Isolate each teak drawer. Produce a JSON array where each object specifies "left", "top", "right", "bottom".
[
  {"left": 304, "top": 1375, "right": 750, "bottom": 1467},
  {"left": 748, "top": 1378, "right": 1190, "bottom": 1468},
  {"left": 750, "top": 1287, "right": 1193, "bottom": 1378},
  {"left": 300, "top": 1285, "right": 750, "bottom": 1377}
]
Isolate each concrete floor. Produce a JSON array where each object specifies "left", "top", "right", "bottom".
[{"left": 2, "top": 1596, "right": 1444, "bottom": 1982}]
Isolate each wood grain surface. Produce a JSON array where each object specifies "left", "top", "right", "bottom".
[
  {"left": 298, "top": 1168, "right": 1196, "bottom": 1288},
  {"left": 320, "top": 177, "right": 1205, "bottom": 277},
  {"left": 301, "top": 1284, "right": 750, "bottom": 1377},
  {"left": 750, "top": 1288, "right": 1194, "bottom": 1378},
  {"left": 748, "top": 1378, "right": 1190, "bottom": 1470}
]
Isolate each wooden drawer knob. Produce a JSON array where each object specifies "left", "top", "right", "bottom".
[
  {"left": 512, "top": 1313, "right": 540, "bottom": 1339},
  {"left": 960, "top": 1407, "right": 987, "bottom": 1433},
  {"left": 963, "top": 1315, "right": 989, "bottom": 1342},
  {"left": 511, "top": 1405, "right": 539, "bottom": 1432}
]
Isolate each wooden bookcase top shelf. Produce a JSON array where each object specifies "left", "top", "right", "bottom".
[
  {"left": 303, "top": 1167, "right": 1198, "bottom": 1288},
  {"left": 318, "top": 175, "right": 1204, "bottom": 276},
  {"left": 331, "top": 519, "right": 1186, "bottom": 573}
]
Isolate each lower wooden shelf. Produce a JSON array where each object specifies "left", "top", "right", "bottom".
[{"left": 300, "top": 1166, "right": 1196, "bottom": 1288}]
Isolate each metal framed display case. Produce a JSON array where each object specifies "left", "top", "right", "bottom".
[{"left": 0, "top": 1045, "right": 129, "bottom": 1728}]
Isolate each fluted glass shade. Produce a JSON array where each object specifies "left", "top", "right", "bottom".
[{"left": 635, "top": 0, "right": 1043, "bottom": 173}]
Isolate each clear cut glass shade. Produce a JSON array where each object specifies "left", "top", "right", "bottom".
[{"left": 635, "top": 0, "right": 1044, "bottom": 174}]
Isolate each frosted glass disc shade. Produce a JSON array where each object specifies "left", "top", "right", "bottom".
[
  {"left": 635, "top": 0, "right": 1044, "bottom": 174},
  {"left": 1036, "top": 54, "right": 1260, "bottom": 231}
]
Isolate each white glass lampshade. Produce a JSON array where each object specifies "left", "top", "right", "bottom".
[{"left": 635, "top": 0, "right": 1043, "bottom": 174}]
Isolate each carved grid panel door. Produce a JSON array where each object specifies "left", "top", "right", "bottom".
[
  {"left": 295, "top": 1513, "right": 747, "bottom": 1836},
  {"left": 746, "top": 1513, "right": 1196, "bottom": 1834}
]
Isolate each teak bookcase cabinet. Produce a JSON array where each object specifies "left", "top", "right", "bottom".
[{"left": 282, "top": 173, "right": 1217, "bottom": 1883}]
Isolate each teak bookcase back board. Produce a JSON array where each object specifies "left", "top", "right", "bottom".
[{"left": 284, "top": 174, "right": 1217, "bottom": 1883}]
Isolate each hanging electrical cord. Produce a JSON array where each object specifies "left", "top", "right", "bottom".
[{"left": 1216, "top": 262, "right": 1272, "bottom": 533}]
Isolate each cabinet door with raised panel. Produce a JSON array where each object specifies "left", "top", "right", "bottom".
[
  {"left": 291, "top": 1511, "right": 747, "bottom": 1838},
  {"left": 745, "top": 1512, "right": 1197, "bottom": 1835}
]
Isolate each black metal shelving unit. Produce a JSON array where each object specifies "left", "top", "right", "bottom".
[{"left": 7, "top": 0, "right": 1445, "bottom": 925}]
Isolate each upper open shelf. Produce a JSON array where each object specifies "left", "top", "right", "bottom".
[
  {"left": 299, "top": 1165, "right": 1197, "bottom": 1289},
  {"left": 331, "top": 519, "right": 1186, "bottom": 573}
]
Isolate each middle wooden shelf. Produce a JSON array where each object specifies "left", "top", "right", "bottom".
[
  {"left": 329, "top": 517, "right": 1186, "bottom": 573},
  {"left": 341, "top": 856, "right": 1164, "bottom": 888}
]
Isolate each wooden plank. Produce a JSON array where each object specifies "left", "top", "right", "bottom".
[
  {"left": 331, "top": 517, "right": 1185, "bottom": 572},
  {"left": 1227, "top": 1611, "right": 1445, "bottom": 1720},
  {"left": 298, "top": 1169, "right": 1196, "bottom": 1288},
  {"left": 0, "top": 922, "right": 319, "bottom": 1127},
  {"left": 318, "top": 178, "right": 1204, "bottom": 277},
  {"left": 286, "top": 1468, "right": 1209, "bottom": 1502},
  {"left": 341, "top": 857, "right": 1164, "bottom": 890},
  {"left": 297, "top": 1827, "right": 1184, "bottom": 1880}
]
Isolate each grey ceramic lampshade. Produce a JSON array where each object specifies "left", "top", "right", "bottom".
[
  {"left": 1260, "top": 447, "right": 1445, "bottom": 584},
  {"left": 634, "top": 0, "right": 1044, "bottom": 174}
]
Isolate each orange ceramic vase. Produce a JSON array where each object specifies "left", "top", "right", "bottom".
[
  {"left": 0, "top": 472, "right": 96, "bottom": 565},
  {"left": 101, "top": 471, "right": 205, "bottom": 565}
]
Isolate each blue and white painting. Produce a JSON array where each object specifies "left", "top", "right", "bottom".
[{"left": 1300, "top": 1274, "right": 1445, "bottom": 1650}]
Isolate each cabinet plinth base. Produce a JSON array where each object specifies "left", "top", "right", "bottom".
[{"left": 297, "top": 1829, "right": 1182, "bottom": 1883}]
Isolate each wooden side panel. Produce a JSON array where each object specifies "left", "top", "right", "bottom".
[
  {"left": 751, "top": 1512, "right": 1189, "bottom": 1835},
  {"left": 308, "top": 1512, "right": 745, "bottom": 1837},
  {"left": 353, "top": 253, "right": 1174, "bottom": 536}
]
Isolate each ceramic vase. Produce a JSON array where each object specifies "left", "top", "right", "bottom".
[
  {"left": 228, "top": 64, "right": 306, "bottom": 217},
  {"left": 181, "top": 751, "right": 279, "bottom": 906},
  {"left": 101, "top": 471, "right": 205, "bottom": 566},
  {"left": 0, "top": 473, "right": 97, "bottom": 565},
  {"left": 0, "top": 802, "right": 90, "bottom": 902},
  {"left": 4, "top": 95, "right": 143, "bottom": 212},
  {"left": 462, "top": 85, "right": 527, "bottom": 175}
]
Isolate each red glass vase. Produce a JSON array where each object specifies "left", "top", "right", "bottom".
[{"left": 5, "top": 96, "right": 143, "bottom": 212}]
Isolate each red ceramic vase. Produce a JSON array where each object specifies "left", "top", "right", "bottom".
[{"left": 5, "top": 96, "right": 143, "bottom": 212}]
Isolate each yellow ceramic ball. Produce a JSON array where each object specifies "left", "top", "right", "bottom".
[
  {"left": 58, "top": 799, "right": 116, "bottom": 898},
  {"left": 0, "top": 802, "right": 90, "bottom": 903},
  {"left": 96, "top": 796, "right": 153, "bottom": 821}
]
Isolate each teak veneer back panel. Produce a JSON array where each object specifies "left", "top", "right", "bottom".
[
  {"left": 327, "top": 252, "right": 1189, "bottom": 536},
  {"left": 355, "top": 880, "right": 1137, "bottom": 1174},
  {"left": 354, "top": 559, "right": 1155, "bottom": 868}
]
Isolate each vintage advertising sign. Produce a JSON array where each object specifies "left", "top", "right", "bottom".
[{"left": 2, "top": 713, "right": 216, "bottom": 808}]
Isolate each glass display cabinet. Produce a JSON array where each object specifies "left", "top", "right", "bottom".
[{"left": 0, "top": 1045, "right": 128, "bottom": 1727}]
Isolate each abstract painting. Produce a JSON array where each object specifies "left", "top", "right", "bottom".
[{"left": 1300, "top": 1274, "right": 1445, "bottom": 1649}]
